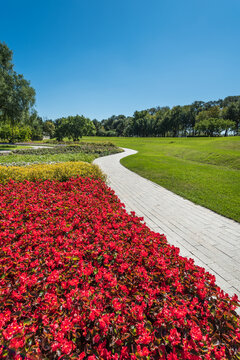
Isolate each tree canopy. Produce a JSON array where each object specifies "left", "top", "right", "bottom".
[
  {"left": 0, "top": 42, "right": 36, "bottom": 141},
  {"left": 55, "top": 115, "right": 96, "bottom": 141},
  {"left": 93, "top": 96, "right": 240, "bottom": 138}
]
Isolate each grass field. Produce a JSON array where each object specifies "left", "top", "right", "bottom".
[{"left": 82, "top": 136, "right": 240, "bottom": 222}]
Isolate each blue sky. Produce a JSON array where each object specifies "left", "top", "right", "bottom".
[{"left": 1, "top": 0, "right": 240, "bottom": 120}]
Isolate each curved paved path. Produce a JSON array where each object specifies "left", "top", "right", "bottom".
[{"left": 94, "top": 148, "right": 240, "bottom": 301}]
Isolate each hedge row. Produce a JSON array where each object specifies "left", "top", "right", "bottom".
[
  {"left": 0, "top": 162, "right": 105, "bottom": 184},
  {"left": 10, "top": 142, "right": 122, "bottom": 156}
]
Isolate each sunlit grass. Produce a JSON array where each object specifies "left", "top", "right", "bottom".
[{"left": 82, "top": 136, "right": 240, "bottom": 222}]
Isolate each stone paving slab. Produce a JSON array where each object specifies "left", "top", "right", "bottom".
[{"left": 94, "top": 148, "right": 240, "bottom": 306}]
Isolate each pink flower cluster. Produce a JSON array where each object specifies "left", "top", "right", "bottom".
[{"left": 0, "top": 178, "right": 239, "bottom": 359}]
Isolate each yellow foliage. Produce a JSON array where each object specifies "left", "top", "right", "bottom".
[{"left": 0, "top": 161, "right": 106, "bottom": 184}]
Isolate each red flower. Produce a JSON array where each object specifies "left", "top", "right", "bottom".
[
  {"left": 9, "top": 337, "right": 25, "bottom": 349},
  {"left": 0, "top": 177, "right": 239, "bottom": 359},
  {"left": 78, "top": 352, "right": 86, "bottom": 360},
  {"left": 168, "top": 328, "right": 181, "bottom": 345},
  {"left": 60, "top": 339, "right": 75, "bottom": 355},
  {"left": 93, "top": 334, "right": 101, "bottom": 343},
  {"left": 190, "top": 326, "right": 203, "bottom": 341},
  {"left": 2, "top": 321, "right": 24, "bottom": 341},
  {"left": 112, "top": 298, "right": 122, "bottom": 311},
  {"left": 167, "top": 352, "right": 179, "bottom": 360}
]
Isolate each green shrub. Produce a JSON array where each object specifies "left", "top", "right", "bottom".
[
  {"left": 0, "top": 124, "right": 32, "bottom": 142},
  {"left": 0, "top": 124, "right": 11, "bottom": 141}
]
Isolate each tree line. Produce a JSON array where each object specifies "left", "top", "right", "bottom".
[
  {"left": 94, "top": 98, "right": 239, "bottom": 138},
  {"left": 0, "top": 42, "right": 96, "bottom": 142},
  {"left": 0, "top": 41, "right": 239, "bottom": 142}
]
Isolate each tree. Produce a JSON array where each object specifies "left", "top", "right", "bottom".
[
  {"left": 196, "top": 106, "right": 221, "bottom": 123},
  {"left": 0, "top": 124, "right": 11, "bottom": 141},
  {"left": 195, "top": 118, "right": 235, "bottom": 137},
  {"left": 222, "top": 95, "right": 240, "bottom": 107},
  {"left": 93, "top": 98, "right": 239, "bottom": 138},
  {"left": 132, "top": 110, "right": 153, "bottom": 137},
  {"left": 220, "top": 119, "right": 236, "bottom": 136},
  {"left": 99, "top": 115, "right": 129, "bottom": 136},
  {"left": 112, "top": 115, "right": 126, "bottom": 136},
  {"left": 0, "top": 42, "right": 36, "bottom": 141},
  {"left": 67, "top": 115, "right": 95, "bottom": 140},
  {"left": 43, "top": 120, "right": 55, "bottom": 138},
  {"left": 54, "top": 117, "right": 70, "bottom": 141},
  {"left": 26, "top": 110, "right": 43, "bottom": 140},
  {"left": 159, "top": 110, "right": 172, "bottom": 136},
  {"left": 92, "top": 119, "right": 101, "bottom": 135},
  {"left": 0, "top": 123, "right": 31, "bottom": 142},
  {"left": 154, "top": 107, "right": 170, "bottom": 136},
  {"left": 54, "top": 115, "right": 96, "bottom": 141},
  {"left": 180, "top": 105, "right": 195, "bottom": 136},
  {"left": 122, "top": 117, "right": 134, "bottom": 136},
  {"left": 169, "top": 106, "right": 184, "bottom": 137},
  {"left": 222, "top": 102, "right": 240, "bottom": 135}
]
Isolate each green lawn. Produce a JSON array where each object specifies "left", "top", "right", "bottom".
[{"left": 82, "top": 136, "right": 240, "bottom": 222}]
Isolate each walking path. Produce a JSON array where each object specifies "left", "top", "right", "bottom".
[{"left": 94, "top": 148, "right": 240, "bottom": 301}]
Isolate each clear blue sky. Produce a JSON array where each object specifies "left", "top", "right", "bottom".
[{"left": 1, "top": 0, "right": 239, "bottom": 120}]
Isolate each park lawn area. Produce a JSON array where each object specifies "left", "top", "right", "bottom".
[{"left": 82, "top": 136, "right": 240, "bottom": 222}]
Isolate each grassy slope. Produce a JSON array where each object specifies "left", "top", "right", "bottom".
[{"left": 82, "top": 136, "right": 240, "bottom": 222}]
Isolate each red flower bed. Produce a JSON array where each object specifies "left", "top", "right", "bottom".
[{"left": 0, "top": 177, "right": 239, "bottom": 360}]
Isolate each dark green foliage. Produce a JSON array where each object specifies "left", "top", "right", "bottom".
[
  {"left": 95, "top": 96, "right": 240, "bottom": 138},
  {"left": 25, "top": 111, "right": 43, "bottom": 141},
  {"left": 43, "top": 120, "right": 55, "bottom": 138},
  {"left": 55, "top": 115, "right": 96, "bottom": 141},
  {"left": 195, "top": 118, "right": 235, "bottom": 137},
  {"left": 222, "top": 102, "right": 240, "bottom": 134},
  {"left": 0, "top": 42, "right": 36, "bottom": 141},
  {"left": 0, "top": 124, "right": 32, "bottom": 142}
]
